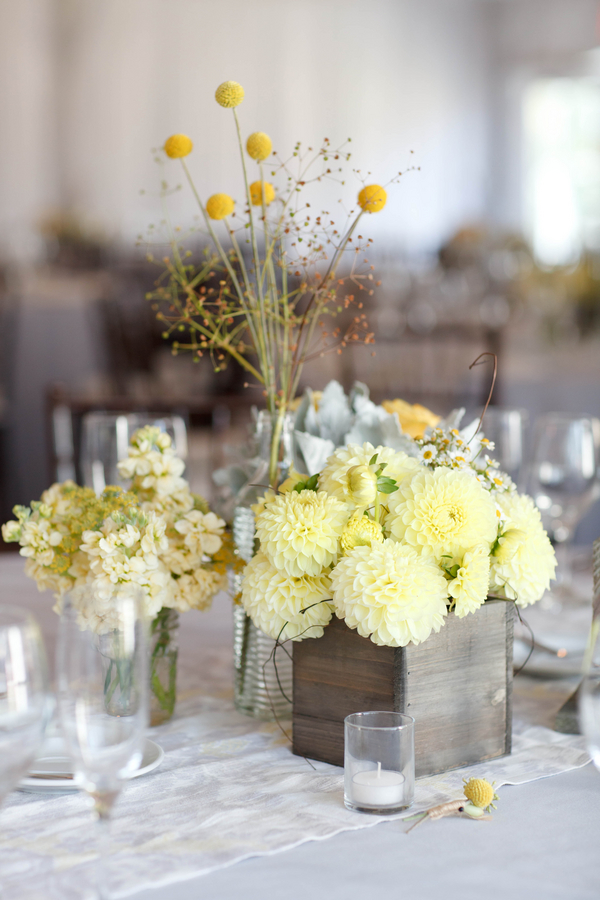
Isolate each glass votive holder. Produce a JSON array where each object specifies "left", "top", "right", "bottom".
[{"left": 344, "top": 711, "right": 415, "bottom": 814}]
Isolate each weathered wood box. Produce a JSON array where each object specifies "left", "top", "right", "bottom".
[{"left": 292, "top": 600, "right": 514, "bottom": 778}]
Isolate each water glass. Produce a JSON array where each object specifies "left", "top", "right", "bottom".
[
  {"left": 81, "top": 412, "right": 187, "bottom": 494},
  {"left": 579, "top": 619, "right": 600, "bottom": 772},
  {"left": 0, "top": 606, "right": 49, "bottom": 805},
  {"left": 344, "top": 711, "right": 414, "bottom": 814}
]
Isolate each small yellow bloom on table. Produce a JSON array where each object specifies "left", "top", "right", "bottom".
[
  {"left": 215, "top": 81, "right": 245, "bottom": 108},
  {"left": 246, "top": 132, "right": 272, "bottom": 161},
  {"left": 163, "top": 134, "right": 193, "bottom": 159},
  {"left": 206, "top": 193, "right": 235, "bottom": 220},
  {"left": 358, "top": 184, "right": 387, "bottom": 213},
  {"left": 463, "top": 777, "right": 498, "bottom": 811},
  {"left": 249, "top": 181, "right": 275, "bottom": 206}
]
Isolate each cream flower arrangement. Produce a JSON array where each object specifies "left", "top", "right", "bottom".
[
  {"left": 2, "top": 426, "right": 232, "bottom": 624},
  {"left": 240, "top": 409, "right": 556, "bottom": 649}
]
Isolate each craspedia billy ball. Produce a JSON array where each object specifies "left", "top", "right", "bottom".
[
  {"left": 463, "top": 778, "right": 497, "bottom": 810},
  {"left": 358, "top": 184, "right": 387, "bottom": 213},
  {"left": 163, "top": 134, "right": 193, "bottom": 159},
  {"left": 249, "top": 181, "right": 275, "bottom": 206},
  {"left": 215, "top": 81, "right": 245, "bottom": 108},
  {"left": 206, "top": 193, "right": 235, "bottom": 220},
  {"left": 246, "top": 132, "right": 273, "bottom": 161}
]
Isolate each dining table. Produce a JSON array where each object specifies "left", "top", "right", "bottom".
[{"left": 1, "top": 551, "right": 599, "bottom": 900}]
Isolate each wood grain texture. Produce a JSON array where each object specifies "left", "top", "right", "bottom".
[{"left": 293, "top": 600, "right": 514, "bottom": 777}]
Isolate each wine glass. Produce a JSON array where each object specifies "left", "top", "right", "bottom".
[
  {"left": 479, "top": 407, "right": 529, "bottom": 486},
  {"left": 579, "top": 617, "right": 600, "bottom": 771},
  {"left": 57, "top": 585, "right": 148, "bottom": 898},
  {"left": 80, "top": 412, "right": 187, "bottom": 494},
  {"left": 0, "top": 606, "right": 49, "bottom": 804},
  {"left": 526, "top": 413, "right": 600, "bottom": 599}
]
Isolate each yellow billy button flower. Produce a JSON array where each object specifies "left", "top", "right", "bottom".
[
  {"left": 493, "top": 528, "right": 527, "bottom": 564},
  {"left": 206, "top": 193, "right": 235, "bottom": 220},
  {"left": 340, "top": 512, "right": 384, "bottom": 555},
  {"left": 215, "top": 81, "right": 245, "bottom": 108},
  {"left": 249, "top": 181, "right": 275, "bottom": 206},
  {"left": 358, "top": 184, "right": 387, "bottom": 213},
  {"left": 246, "top": 132, "right": 272, "bottom": 161},
  {"left": 463, "top": 777, "right": 498, "bottom": 811},
  {"left": 346, "top": 464, "right": 378, "bottom": 507},
  {"left": 163, "top": 134, "right": 193, "bottom": 159}
]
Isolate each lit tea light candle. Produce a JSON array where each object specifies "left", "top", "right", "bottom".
[{"left": 350, "top": 761, "right": 405, "bottom": 808}]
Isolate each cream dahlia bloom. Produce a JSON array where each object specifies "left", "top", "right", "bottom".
[
  {"left": 241, "top": 551, "right": 333, "bottom": 641},
  {"left": 319, "top": 443, "right": 420, "bottom": 505},
  {"left": 447, "top": 544, "right": 490, "bottom": 618},
  {"left": 490, "top": 493, "right": 556, "bottom": 606},
  {"left": 256, "top": 490, "right": 348, "bottom": 577},
  {"left": 388, "top": 467, "right": 498, "bottom": 560},
  {"left": 331, "top": 540, "right": 448, "bottom": 647}
]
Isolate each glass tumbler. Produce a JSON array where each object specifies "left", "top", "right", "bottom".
[{"left": 344, "top": 711, "right": 414, "bottom": 814}]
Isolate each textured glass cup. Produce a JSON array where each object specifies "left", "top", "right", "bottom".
[
  {"left": 344, "top": 711, "right": 414, "bottom": 814},
  {"left": 579, "top": 619, "right": 600, "bottom": 773},
  {"left": 479, "top": 407, "right": 529, "bottom": 486}
]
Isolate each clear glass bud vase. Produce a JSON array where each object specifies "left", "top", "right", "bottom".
[
  {"left": 232, "top": 410, "right": 294, "bottom": 720},
  {"left": 149, "top": 607, "right": 179, "bottom": 726}
]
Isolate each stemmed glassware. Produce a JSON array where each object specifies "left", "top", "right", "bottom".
[
  {"left": 526, "top": 413, "right": 600, "bottom": 599},
  {"left": 0, "top": 606, "right": 49, "bottom": 805},
  {"left": 57, "top": 585, "right": 148, "bottom": 898},
  {"left": 479, "top": 407, "right": 529, "bottom": 486},
  {"left": 80, "top": 413, "right": 187, "bottom": 494}
]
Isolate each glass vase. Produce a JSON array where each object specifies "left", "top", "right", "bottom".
[
  {"left": 149, "top": 607, "right": 179, "bottom": 726},
  {"left": 232, "top": 409, "right": 294, "bottom": 721}
]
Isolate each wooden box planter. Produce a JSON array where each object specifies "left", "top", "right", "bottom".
[{"left": 292, "top": 599, "right": 514, "bottom": 778}]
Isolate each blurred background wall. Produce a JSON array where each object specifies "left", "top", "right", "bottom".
[{"left": 1, "top": 0, "right": 599, "bottom": 542}]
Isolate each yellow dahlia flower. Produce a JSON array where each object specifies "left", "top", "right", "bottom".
[
  {"left": 489, "top": 493, "right": 556, "bottom": 606},
  {"left": 447, "top": 544, "right": 490, "bottom": 618},
  {"left": 256, "top": 489, "right": 348, "bottom": 577},
  {"left": 246, "top": 132, "right": 272, "bottom": 161},
  {"left": 387, "top": 467, "right": 498, "bottom": 560},
  {"left": 381, "top": 399, "right": 440, "bottom": 439},
  {"left": 340, "top": 512, "right": 384, "bottom": 554},
  {"left": 331, "top": 540, "right": 448, "bottom": 647},
  {"left": 249, "top": 181, "right": 275, "bottom": 206},
  {"left": 319, "top": 443, "right": 420, "bottom": 506},
  {"left": 241, "top": 551, "right": 333, "bottom": 641},
  {"left": 215, "top": 81, "right": 245, "bottom": 108},
  {"left": 358, "top": 184, "right": 387, "bottom": 213},
  {"left": 163, "top": 134, "right": 193, "bottom": 159},
  {"left": 206, "top": 193, "right": 235, "bottom": 220},
  {"left": 346, "top": 465, "right": 378, "bottom": 506}
]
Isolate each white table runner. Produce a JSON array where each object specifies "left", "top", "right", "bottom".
[{"left": 0, "top": 691, "right": 590, "bottom": 900}]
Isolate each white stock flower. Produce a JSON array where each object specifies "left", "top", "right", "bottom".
[{"left": 174, "top": 510, "right": 225, "bottom": 557}]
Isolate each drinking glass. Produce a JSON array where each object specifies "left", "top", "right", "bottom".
[
  {"left": 526, "top": 413, "right": 600, "bottom": 597},
  {"left": 57, "top": 585, "right": 148, "bottom": 898},
  {"left": 80, "top": 413, "right": 187, "bottom": 494},
  {"left": 0, "top": 606, "right": 49, "bottom": 804},
  {"left": 579, "top": 618, "right": 600, "bottom": 772},
  {"left": 479, "top": 407, "right": 529, "bottom": 486}
]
